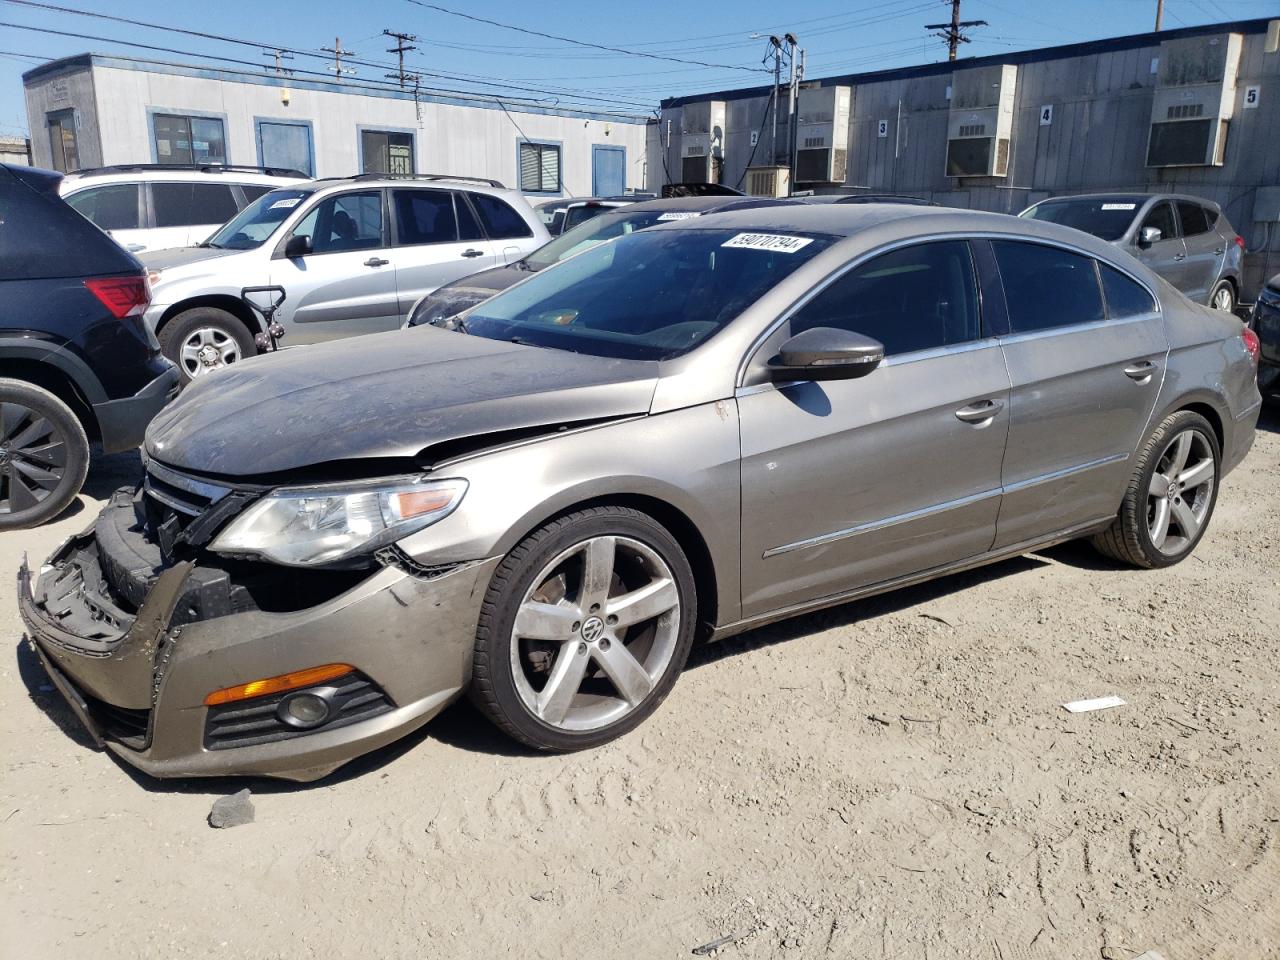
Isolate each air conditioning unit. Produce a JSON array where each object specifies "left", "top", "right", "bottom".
[
  {"left": 794, "top": 85, "right": 851, "bottom": 184},
  {"left": 1146, "top": 33, "right": 1242, "bottom": 168},
  {"left": 746, "top": 165, "right": 791, "bottom": 198},
  {"left": 945, "top": 64, "right": 1017, "bottom": 178},
  {"left": 678, "top": 100, "right": 726, "bottom": 184}
]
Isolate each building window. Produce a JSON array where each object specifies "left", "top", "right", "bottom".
[
  {"left": 519, "top": 141, "right": 560, "bottom": 193},
  {"left": 362, "top": 130, "right": 414, "bottom": 175},
  {"left": 257, "top": 120, "right": 314, "bottom": 177},
  {"left": 46, "top": 109, "right": 79, "bottom": 173},
  {"left": 154, "top": 113, "right": 227, "bottom": 166}
]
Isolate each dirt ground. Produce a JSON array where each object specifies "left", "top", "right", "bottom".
[{"left": 1, "top": 410, "right": 1277, "bottom": 960}]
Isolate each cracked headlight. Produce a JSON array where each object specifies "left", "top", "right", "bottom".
[{"left": 210, "top": 476, "right": 467, "bottom": 567}]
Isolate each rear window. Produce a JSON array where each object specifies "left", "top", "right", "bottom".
[
  {"left": 65, "top": 183, "right": 140, "bottom": 231},
  {"left": 239, "top": 184, "right": 275, "bottom": 203},
  {"left": 469, "top": 193, "right": 533, "bottom": 240},
  {"left": 1020, "top": 198, "right": 1140, "bottom": 242},
  {"left": 992, "top": 240, "right": 1104, "bottom": 333},
  {"left": 563, "top": 203, "right": 615, "bottom": 232},
  {"left": 1, "top": 170, "right": 135, "bottom": 280},
  {"left": 153, "top": 182, "right": 240, "bottom": 228}
]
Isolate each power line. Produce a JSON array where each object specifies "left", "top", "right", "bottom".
[
  {"left": 383, "top": 29, "right": 417, "bottom": 89},
  {"left": 400, "top": 0, "right": 770, "bottom": 73}
]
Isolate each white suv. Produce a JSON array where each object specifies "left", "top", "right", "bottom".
[
  {"left": 141, "top": 174, "right": 550, "bottom": 381},
  {"left": 60, "top": 164, "right": 308, "bottom": 254}
]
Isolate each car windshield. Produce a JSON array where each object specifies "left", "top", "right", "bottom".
[
  {"left": 526, "top": 208, "right": 706, "bottom": 269},
  {"left": 204, "top": 188, "right": 314, "bottom": 249},
  {"left": 1019, "top": 198, "right": 1142, "bottom": 242},
  {"left": 463, "top": 227, "right": 833, "bottom": 361}
]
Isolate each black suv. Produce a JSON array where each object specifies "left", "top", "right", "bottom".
[{"left": 1, "top": 164, "right": 178, "bottom": 529}]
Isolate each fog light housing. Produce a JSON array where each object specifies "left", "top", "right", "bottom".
[{"left": 279, "top": 692, "right": 331, "bottom": 729}]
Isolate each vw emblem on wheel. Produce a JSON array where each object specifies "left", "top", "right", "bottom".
[
  {"left": 580, "top": 616, "right": 605, "bottom": 642},
  {"left": 1167, "top": 481, "right": 1178, "bottom": 501}
]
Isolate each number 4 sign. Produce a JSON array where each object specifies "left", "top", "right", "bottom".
[
  {"left": 1039, "top": 104, "right": 1053, "bottom": 125},
  {"left": 1244, "top": 86, "right": 1260, "bottom": 109}
]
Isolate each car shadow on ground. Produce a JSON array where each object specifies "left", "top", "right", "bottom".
[{"left": 1256, "top": 402, "right": 1279, "bottom": 434}]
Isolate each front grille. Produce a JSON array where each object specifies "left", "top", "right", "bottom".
[
  {"left": 83, "top": 692, "right": 150, "bottom": 750},
  {"left": 203, "top": 672, "right": 395, "bottom": 750},
  {"left": 143, "top": 458, "right": 233, "bottom": 520}
]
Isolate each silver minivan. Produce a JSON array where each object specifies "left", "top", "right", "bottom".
[{"left": 1019, "top": 193, "right": 1244, "bottom": 313}]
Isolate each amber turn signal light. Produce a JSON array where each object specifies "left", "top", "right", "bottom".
[{"left": 204, "top": 663, "right": 354, "bottom": 707}]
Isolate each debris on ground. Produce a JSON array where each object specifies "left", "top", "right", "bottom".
[
  {"left": 1062, "top": 695, "right": 1127, "bottom": 713},
  {"left": 208, "top": 789, "right": 255, "bottom": 829},
  {"left": 692, "top": 930, "right": 747, "bottom": 955}
]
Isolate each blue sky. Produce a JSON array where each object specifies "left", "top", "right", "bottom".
[{"left": 2, "top": 0, "right": 1277, "bottom": 138}]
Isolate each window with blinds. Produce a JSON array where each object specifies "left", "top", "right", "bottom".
[{"left": 519, "top": 141, "right": 560, "bottom": 193}]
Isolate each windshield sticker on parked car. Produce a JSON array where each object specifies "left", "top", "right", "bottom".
[
  {"left": 657, "top": 212, "right": 701, "bottom": 221},
  {"left": 1101, "top": 203, "right": 1137, "bottom": 210},
  {"left": 721, "top": 233, "right": 814, "bottom": 253},
  {"left": 269, "top": 197, "right": 302, "bottom": 210}
]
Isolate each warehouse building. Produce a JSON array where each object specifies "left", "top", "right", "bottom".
[
  {"left": 652, "top": 17, "right": 1280, "bottom": 294},
  {"left": 22, "top": 54, "right": 648, "bottom": 198}
]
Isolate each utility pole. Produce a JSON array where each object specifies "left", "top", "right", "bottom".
[
  {"left": 767, "top": 36, "right": 782, "bottom": 164},
  {"left": 383, "top": 29, "right": 418, "bottom": 89},
  {"left": 261, "top": 48, "right": 295, "bottom": 76},
  {"left": 321, "top": 37, "right": 356, "bottom": 77},
  {"left": 925, "top": 0, "right": 987, "bottom": 61},
  {"left": 1154, "top": 0, "right": 1164, "bottom": 31},
  {"left": 784, "top": 34, "right": 803, "bottom": 194}
]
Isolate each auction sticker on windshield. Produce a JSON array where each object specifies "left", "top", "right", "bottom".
[
  {"left": 657, "top": 212, "right": 701, "bottom": 221},
  {"left": 722, "top": 233, "right": 814, "bottom": 253},
  {"left": 1101, "top": 203, "right": 1137, "bottom": 210},
  {"left": 270, "top": 197, "right": 302, "bottom": 210}
]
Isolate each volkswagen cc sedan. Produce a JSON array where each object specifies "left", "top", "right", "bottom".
[{"left": 20, "top": 205, "right": 1263, "bottom": 781}]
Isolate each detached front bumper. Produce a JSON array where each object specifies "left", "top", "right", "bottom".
[
  {"left": 19, "top": 497, "right": 497, "bottom": 782},
  {"left": 92, "top": 361, "right": 180, "bottom": 454}
]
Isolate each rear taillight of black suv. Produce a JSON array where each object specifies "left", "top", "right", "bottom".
[{"left": 84, "top": 275, "right": 151, "bottom": 319}]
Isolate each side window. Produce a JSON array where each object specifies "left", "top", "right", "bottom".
[
  {"left": 1140, "top": 202, "right": 1179, "bottom": 241},
  {"left": 469, "top": 193, "right": 534, "bottom": 240},
  {"left": 65, "top": 184, "right": 140, "bottom": 231},
  {"left": 992, "top": 241, "right": 1104, "bottom": 333},
  {"left": 393, "top": 189, "right": 458, "bottom": 245},
  {"left": 1099, "top": 263, "right": 1157, "bottom": 319},
  {"left": 789, "top": 241, "right": 980, "bottom": 355},
  {"left": 1176, "top": 201, "right": 1210, "bottom": 237},
  {"left": 238, "top": 184, "right": 274, "bottom": 204},
  {"left": 455, "top": 193, "right": 484, "bottom": 242},
  {"left": 291, "top": 191, "right": 383, "bottom": 254},
  {"left": 153, "top": 183, "right": 239, "bottom": 227}
]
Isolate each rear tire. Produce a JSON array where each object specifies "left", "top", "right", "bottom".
[
  {"left": 1209, "top": 280, "right": 1236, "bottom": 314},
  {"left": 0, "top": 379, "right": 90, "bottom": 531},
  {"left": 1091, "top": 410, "right": 1220, "bottom": 569},
  {"left": 158, "top": 307, "right": 256, "bottom": 385},
  {"left": 470, "top": 506, "right": 697, "bottom": 752}
]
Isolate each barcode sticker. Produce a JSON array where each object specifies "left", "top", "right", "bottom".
[
  {"left": 657, "top": 211, "right": 701, "bottom": 221},
  {"left": 722, "top": 232, "right": 813, "bottom": 253},
  {"left": 1101, "top": 203, "right": 1136, "bottom": 211},
  {"left": 270, "top": 197, "right": 302, "bottom": 210}
]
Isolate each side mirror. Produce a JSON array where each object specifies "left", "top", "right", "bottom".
[
  {"left": 768, "top": 327, "right": 885, "bottom": 383},
  {"left": 284, "top": 234, "right": 313, "bottom": 258},
  {"left": 1138, "top": 226, "right": 1162, "bottom": 247}
]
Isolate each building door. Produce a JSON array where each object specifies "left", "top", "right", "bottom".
[
  {"left": 591, "top": 145, "right": 625, "bottom": 196},
  {"left": 257, "top": 120, "right": 313, "bottom": 176},
  {"left": 46, "top": 109, "right": 79, "bottom": 172}
]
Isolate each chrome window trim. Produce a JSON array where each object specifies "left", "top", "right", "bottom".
[
  {"left": 995, "top": 311, "right": 1157, "bottom": 347},
  {"left": 762, "top": 452, "right": 1129, "bottom": 559},
  {"left": 735, "top": 230, "right": 1161, "bottom": 388}
]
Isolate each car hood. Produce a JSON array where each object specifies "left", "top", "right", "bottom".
[
  {"left": 145, "top": 327, "right": 659, "bottom": 477},
  {"left": 140, "top": 246, "right": 245, "bottom": 271}
]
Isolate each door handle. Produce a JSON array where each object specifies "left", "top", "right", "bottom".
[
  {"left": 1173, "top": 253, "right": 1186, "bottom": 261},
  {"left": 364, "top": 257, "right": 389, "bottom": 267},
  {"left": 461, "top": 248, "right": 485, "bottom": 258},
  {"left": 1123, "top": 360, "right": 1158, "bottom": 381},
  {"left": 954, "top": 399, "right": 1004, "bottom": 424},
  {"left": 1214, "top": 248, "right": 1225, "bottom": 256}
]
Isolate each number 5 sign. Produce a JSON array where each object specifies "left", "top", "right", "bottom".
[{"left": 1243, "top": 86, "right": 1260, "bottom": 109}]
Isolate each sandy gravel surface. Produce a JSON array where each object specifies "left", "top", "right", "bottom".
[{"left": 1, "top": 412, "right": 1277, "bottom": 960}]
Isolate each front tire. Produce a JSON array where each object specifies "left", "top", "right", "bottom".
[
  {"left": 471, "top": 506, "right": 697, "bottom": 752},
  {"left": 158, "top": 307, "right": 256, "bottom": 384},
  {"left": 1091, "top": 410, "right": 1220, "bottom": 568},
  {"left": 0, "top": 379, "right": 90, "bottom": 530}
]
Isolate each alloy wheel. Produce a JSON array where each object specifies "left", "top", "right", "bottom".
[
  {"left": 1212, "top": 285, "right": 1235, "bottom": 312},
  {"left": 0, "top": 401, "right": 68, "bottom": 516},
  {"left": 1146, "top": 428, "right": 1215, "bottom": 555},
  {"left": 179, "top": 326, "right": 242, "bottom": 378},
  {"left": 509, "top": 535, "right": 681, "bottom": 732}
]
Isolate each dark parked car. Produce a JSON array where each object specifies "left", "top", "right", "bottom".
[
  {"left": 406, "top": 195, "right": 785, "bottom": 329},
  {"left": 19, "top": 204, "right": 1260, "bottom": 781},
  {"left": 0, "top": 163, "right": 178, "bottom": 529},
  {"left": 533, "top": 195, "right": 655, "bottom": 236},
  {"left": 1019, "top": 193, "right": 1244, "bottom": 312},
  {"left": 1249, "top": 273, "right": 1280, "bottom": 405}
]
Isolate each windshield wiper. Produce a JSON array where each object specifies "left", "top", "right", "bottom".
[{"left": 197, "top": 240, "right": 222, "bottom": 249}]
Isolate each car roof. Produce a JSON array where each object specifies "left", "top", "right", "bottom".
[
  {"left": 1032, "top": 191, "right": 1221, "bottom": 211},
  {"left": 307, "top": 173, "right": 517, "bottom": 196},
  {"left": 62, "top": 165, "right": 306, "bottom": 185},
  {"left": 613, "top": 195, "right": 786, "bottom": 214}
]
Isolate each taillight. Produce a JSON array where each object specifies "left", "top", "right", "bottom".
[
  {"left": 1234, "top": 235, "right": 1245, "bottom": 250},
  {"left": 84, "top": 275, "right": 150, "bottom": 319},
  {"left": 1242, "top": 325, "right": 1260, "bottom": 365}
]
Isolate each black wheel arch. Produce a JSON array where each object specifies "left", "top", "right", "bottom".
[{"left": 0, "top": 341, "right": 102, "bottom": 441}]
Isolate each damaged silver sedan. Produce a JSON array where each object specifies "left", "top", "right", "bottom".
[{"left": 20, "top": 205, "right": 1262, "bottom": 781}]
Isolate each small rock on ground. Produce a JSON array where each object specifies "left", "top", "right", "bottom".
[{"left": 208, "top": 789, "right": 254, "bottom": 829}]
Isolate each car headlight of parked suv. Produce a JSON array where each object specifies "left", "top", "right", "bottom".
[{"left": 209, "top": 476, "right": 467, "bottom": 566}]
